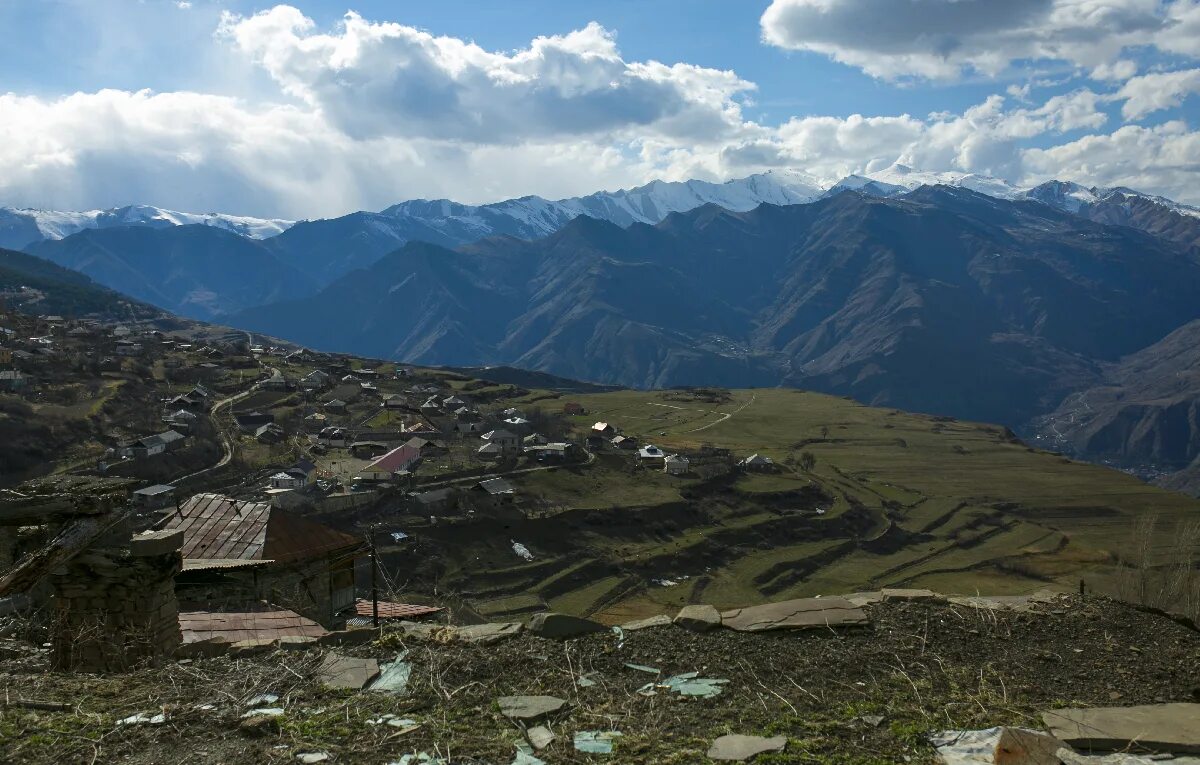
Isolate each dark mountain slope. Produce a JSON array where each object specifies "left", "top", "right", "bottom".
[
  {"left": 27, "top": 225, "right": 318, "bottom": 319},
  {"left": 1035, "top": 319, "right": 1200, "bottom": 476},
  {"left": 232, "top": 187, "right": 1200, "bottom": 428},
  {"left": 0, "top": 247, "right": 152, "bottom": 317}
]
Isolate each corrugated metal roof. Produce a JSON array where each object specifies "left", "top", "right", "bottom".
[
  {"left": 179, "top": 606, "right": 328, "bottom": 643},
  {"left": 181, "top": 558, "right": 274, "bottom": 572},
  {"left": 363, "top": 444, "right": 420, "bottom": 474},
  {"left": 352, "top": 599, "right": 443, "bottom": 619},
  {"left": 164, "top": 493, "right": 363, "bottom": 565}
]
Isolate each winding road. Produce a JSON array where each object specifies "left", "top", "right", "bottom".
[
  {"left": 680, "top": 392, "right": 757, "bottom": 434},
  {"left": 170, "top": 367, "right": 272, "bottom": 485}
]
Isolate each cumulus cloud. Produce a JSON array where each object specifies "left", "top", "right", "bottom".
[
  {"left": 760, "top": 0, "right": 1190, "bottom": 81},
  {"left": 1024, "top": 120, "right": 1200, "bottom": 197},
  {"left": 217, "top": 6, "right": 754, "bottom": 143},
  {"left": 1116, "top": 67, "right": 1200, "bottom": 119},
  {"left": 1, "top": 4, "right": 1200, "bottom": 217}
]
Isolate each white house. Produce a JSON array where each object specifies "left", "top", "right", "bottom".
[
  {"left": 664, "top": 454, "right": 690, "bottom": 475},
  {"left": 637, "top": 444, "right": 666, "bottom": 465},
  {"left": 740, "top": 453, "right": 775, "bottom": 470},
  {"left": 482, "top": 429, "right": 521, "bottom": 454},
  {"left": 269, "top": 471, "right": 306, "bottom": 490}
]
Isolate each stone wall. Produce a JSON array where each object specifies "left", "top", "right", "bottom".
[{"left": 49, "top": 529, "right": 183, "bottom": 672}]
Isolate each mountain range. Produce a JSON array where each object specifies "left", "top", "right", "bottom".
[
  {"left": 233, "top": 186, "right": 1200, "bottom": 428},
  {"left": 19, "top": 165, "right": 1200, "bottom": 319},
  {"left": 8, "top": 166, "right": 1200, "bottom": 492}
]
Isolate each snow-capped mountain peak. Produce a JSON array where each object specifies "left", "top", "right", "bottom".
[{"left": 0, "top": 204, "right": 294, "bottom": 250}]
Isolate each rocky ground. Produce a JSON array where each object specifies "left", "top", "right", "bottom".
[{"left": 1, "top": 595, "right": 1198, "bottom": 764}]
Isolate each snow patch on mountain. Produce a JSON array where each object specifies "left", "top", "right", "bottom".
[{"left": 0, "top": 204, "right": 294, "bottom": 247}]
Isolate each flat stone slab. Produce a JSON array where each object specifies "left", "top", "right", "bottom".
[
  {"left": 456, "top": 622, "right": 522, "bottom": 644},
  {"left": 931, "top": 726, "right": 1062, "bottom": 765},
  {"left": 881, "top": 588, "right": 942, "bottom": 602},
  {"left": 527, "top": 725, "right": 555, "bottom": 750},
  {"left": 674, "top": 604, "right": 721, "bottom": 632},
  {"left": 399, "top": 621, "right": 522, "bottom": 645},
  {"left": 498, "top": 695, "right": 566, "bottom": 721},
  {"left": 1043, "top": 703, "right": 1200, "bottom": 754},
  {"left": 1058, "top": 748, "right": 1200, "bottom": 764},
  {"left": 844, "top": 591, "right": 885, "bottom": 607},
  {"left": 528, "top": 612, "right": 607, "bottom": 639},
  {"left": 317, "top": 653, "right": 380, "bottom": 690},
  {"left": 707, "top": 734, "right": 788, "bottom": 761},
  {"left": 620, "top": 615, "right": 672, "bottom": 631},
  {"left": 948, "top": 590, "right": 1061, "bottom": 613},
  {"left": 720, "top": 597, "right": 869, "bottom": 632}
]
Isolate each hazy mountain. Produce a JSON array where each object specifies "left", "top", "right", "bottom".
[
  {"left": 27, "top": 225, "right": 318, "bottom": 319},
  {"left": 234, "top": 187, "right": 1200, "bottom": 428},
  {"left": 0, "top": 247, "right": 153, "bottom": 318},
  {"left": 1034, "top": 319, "right": 1200, "bottom": 475},
  {"left": 0, "top": 204, "right": 293, "bottom": 249}
]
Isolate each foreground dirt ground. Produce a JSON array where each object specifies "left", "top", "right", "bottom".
[{"left": 2, "top": 596, "right": 1198, "bottom": 764}]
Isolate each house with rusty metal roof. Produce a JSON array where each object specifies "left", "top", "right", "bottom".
[{"left": 162, "top": 493, "right": 365, "bottom": 627}]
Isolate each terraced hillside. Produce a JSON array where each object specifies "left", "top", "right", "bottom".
[{"left": 384, "top": 388, "right": 1200, "bottom": 623}]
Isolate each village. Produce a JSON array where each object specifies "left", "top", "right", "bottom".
[
  {"left": 0, "top": 306, "right": 801, "bottom": 658},
  {"left": 3, "top": 308, "right": 1200, "bottom": 762}
]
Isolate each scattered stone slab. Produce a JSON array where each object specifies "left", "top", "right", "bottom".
[
  {"left": 367, "top": 654, "right": 412, "bottom": 694},
  {"left": 674, "top": 604, "right": 721, "bottom": 632},
  {"left": 1043, "top": 703, "right": 1200, "bottom": 754},
  {"left": 317, "top": 653, "right": 380, "bottom": 690},
  {"left": 624, "top": 663, "right": 661, "bottom": 675},
  {"left": 707, "top": 734, "right": 788, "bottom": 761},
  {"left": 117, "top": 712, "right": 166, "bottom": 726},
  {"left": 663, "top": 672, "right": 728, "bottom": 699},
  {"left": 931, "top": 727, "right": 1063, "bottom": 764},
  {"left": 574, "top": 730, "right": 623, "bottom": 754},
  {"left": 619, "top": 614, "right": 672, "bottom": 631},
  {"left": 1057, "top": 748, "right": 1200, "bottom": 764},
  {"left": 296, "top": 753, "right": 330, "bottom": 764},
  {"left": 638, "top": 672, "right": 729, "bottom": 699},
  {"left": 513, "top": 743, "right": 547, "bottom": 765},
  {"left": 881, "top": 588, "right": 942, "bottom": 602},
  {"left": 720, "top": 596, "right": 869, "bottom": 632},
  {"left": 246, "top": 693, "right": 279, "bottom": 706},
  {"left": 367, "top": 714, "right": 421, "bottom": 733},
  {"left": 498, "top": 695, "right": 567, "bottom": 721},
  {"left": 399, "top": 621, "right": 521, "bottom": 645},
  {"left": 845, "top": 591, "right": 885, "bottom": 607},
  {"left": 948, "top": 590, "right": 1061, "bottom": 613},
  {"left": 457, "top": 622, "right": 523, "bottom": 645},
  {"left": 527, "top": 725, "right": 555, "bottom": 750},
  {"left": 528, "top": 612, "right": 608, "bottom": 639}
]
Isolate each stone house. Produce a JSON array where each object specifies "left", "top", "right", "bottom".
[
  {"left": 664, "top": 454, "right": 691, "bottom": 475},
  {"left": 163, "top": 493, "right": 365, "bottom": 627}
]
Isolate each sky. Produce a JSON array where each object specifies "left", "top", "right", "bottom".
[{"left": 1, "top": 0, "right": 1199, "bottom": 218}]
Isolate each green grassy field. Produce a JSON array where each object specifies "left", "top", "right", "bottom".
[{"left": 403, "top": 386, "right": 1200, "bottom": 623}]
